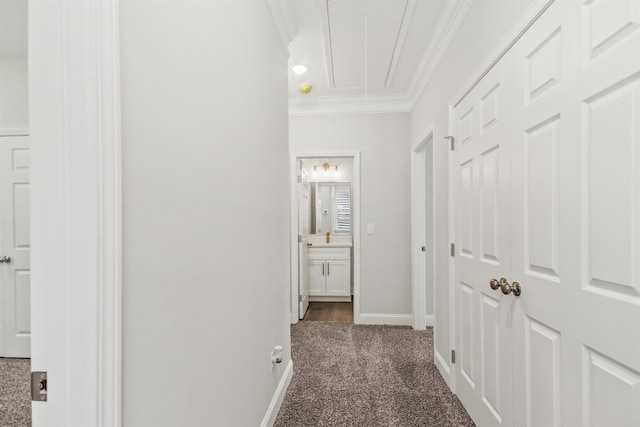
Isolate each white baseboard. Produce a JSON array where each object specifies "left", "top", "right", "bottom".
[
  {"left": 358, "top": 313, "right": 413, "bottom": 326},
  {"left": 425, "top": 315, "right": 434, "bottom": 327},
  {"left": 434, "top": 348, "right": 452, "bottom": 389},
  {"left": 0, "top": 128, "right": 29, "bottom": 136},
  {"left": 260, "top": 359, "right": 293, "bottom": 427},
  {"left": 309, "top": 296, "right": 351, "bottom": 302}
]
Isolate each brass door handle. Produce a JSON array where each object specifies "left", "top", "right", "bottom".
[
  {"left": 0, "top": 256, "right": 10, "bottom": 263},
  {"left": 490, "top": 278, "right": 500, "bottom": 290}
]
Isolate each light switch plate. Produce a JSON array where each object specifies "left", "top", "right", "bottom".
[{"left": 367, "top": 223, "right": 375, "bottom": 235}]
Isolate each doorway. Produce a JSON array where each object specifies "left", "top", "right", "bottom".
[
  {"left": 0, "top": 1, "right": 32, "bottom": 424},
  {"left": 0, "top": 0, "right": 30, "bottom": 360},
  {"left": 411, "top": 130, "right": 435, "bottom": 330},
  {"left": 289, "top": 152, "right": 361, "bottom": 324}
]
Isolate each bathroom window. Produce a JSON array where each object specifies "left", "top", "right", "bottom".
[{"left": 335, "top": 186, "right": 350, "bottom": 232}]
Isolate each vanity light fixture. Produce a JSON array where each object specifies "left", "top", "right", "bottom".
[
  {"left": 292, "top": 64, "right": 308, "bottom": 74},
  {"left": 313, "top": 162, "right": 339, "bottom": 173}
]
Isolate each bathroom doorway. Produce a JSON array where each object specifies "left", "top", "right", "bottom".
[{"left": 289, "top": 152, "right": 360, "bottom": 324}]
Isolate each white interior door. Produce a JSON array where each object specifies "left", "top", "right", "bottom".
[
  {"left": 452, "top": 60, "right": 514, "bottom": 427},
  {"left": 509, "top": 1, "right": 640, "bottom": 425},
  {"left": 0, "top": 135, "right": 31, "bottom": 358},
  {"left": 298, "top": 165, "right": 310, "bottom": 319},
  {"left": 453, "top": 1, "right": 640, "bottom": 426}
]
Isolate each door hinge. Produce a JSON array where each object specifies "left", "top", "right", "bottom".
[
  {"left": 445, "top": 136, "right": 454, "bottom": 151},
  {"left": 450, "top": 243, "right": 455, "bottom": 257},
  {"left": 297, "top": 175, "right": 302, "bottom": 183},
  {"left": 31, "top": 372, "right": 47, "bottom": 402},
  {"left": 298, "top": 235, "right": 302, "bottom": 243},
  {"left": 451, "top": 350, "right": 456, "bottom": 364},
  {"left": 298, "top": 295, "right": 302, "bottom": 303}
]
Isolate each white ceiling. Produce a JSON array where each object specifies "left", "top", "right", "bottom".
[
  {"left": 0, "top": 0, "right": 28, "bottom": 59},
  {"left": 274, "top": 0, "right": 474, "bottom": 114}
]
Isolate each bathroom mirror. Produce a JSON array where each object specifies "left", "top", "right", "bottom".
[{"left": 311, "top": 182, "right": 351, "bottom": 234}]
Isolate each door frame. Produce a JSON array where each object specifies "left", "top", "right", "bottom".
[
  {"left": 30, "top": 0, "right": 122, "bottom": 425},
  {"left": 289, "top": 151, "right": 361, "bottom": 324},
  {"left": 410, "top": 127, "right": 435, "bottom": 330}
]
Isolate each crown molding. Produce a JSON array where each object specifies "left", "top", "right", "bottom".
[
  {"left": 407, "top": 0, "right": 475, "bottom": 106},
  {"left": 289, "top": 94, "right": 411, "bottom": 116},
  {"left": 266, "top": 0, "right": 294, "bottom": 57}
]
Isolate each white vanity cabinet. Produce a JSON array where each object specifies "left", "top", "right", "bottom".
[{"left": 308, "top": 247, "right": 351, "bottom": 299}]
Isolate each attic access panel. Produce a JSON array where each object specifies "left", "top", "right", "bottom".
[{"left": 327, "top": 0, "right": 408, "bottom": 89}]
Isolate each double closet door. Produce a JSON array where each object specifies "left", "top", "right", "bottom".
[{"left": 453, "top": 1, "right": 640, "bottom": 426}]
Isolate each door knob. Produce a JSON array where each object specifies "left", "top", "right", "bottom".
[
  {"left": 511, "top": 281, "right": 521, "bottom": 297},
  {"left": 0, "top": 255, "right": 11, "bottom": 263},
  {"left": 498, "top": 278, "right": 521, "bottom": 297},
  {"left": 490, "top": 278, "right": 500, "bottom": 290}
]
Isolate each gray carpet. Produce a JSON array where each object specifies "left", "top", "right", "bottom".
[
  {"left": 275, "top": 322, "right": 474, "bottom": 427},
  {"left": 0, "top": 358, "right": 31, "bottom": 427}
]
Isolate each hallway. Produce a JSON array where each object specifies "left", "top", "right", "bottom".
[{"left": 274, "top": 323, "right": 474, "bottom": 426}]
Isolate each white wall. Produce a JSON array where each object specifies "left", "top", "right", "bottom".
[
  {"left": 410, "top": 0, "right": 535, "bottom": 383},
  {"left": 120, "top": 2, "right": 291, "bottom": 426},
  {"left": 0, "top": 58, "right": 28, "bottom": 130},
  {"left": 0, "top": 0, "right": 28, "bottom": 131},
  {"left": 291, "top": 113, "right": 412, "bottom": 316}
]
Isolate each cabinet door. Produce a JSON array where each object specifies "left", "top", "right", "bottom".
[
  {"left": 308, "top": 259, "right": 326, "bottom": 296},
  {"left": 325, "top": 259, "right": 350, "bottom": 296}
]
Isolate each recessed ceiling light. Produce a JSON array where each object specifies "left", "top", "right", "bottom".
[{"left": 292, "top": 65, "right": 308, "bottom": 74}]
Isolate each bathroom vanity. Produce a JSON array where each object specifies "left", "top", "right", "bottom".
[{"left": 307, "top": 237, "right": 352, "bottom": 302}]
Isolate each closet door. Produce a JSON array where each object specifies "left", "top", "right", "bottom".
[
  {"left": 452, "top": 60, "right": 514, "bottom": 427},
  {"left": 509, "top": 1, "right": 640, "bottom": 425}
]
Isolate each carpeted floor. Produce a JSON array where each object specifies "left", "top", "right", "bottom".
[
  {"left": 0, "top": 358, "right": 31, "bottom": 427},
  {"left": 274, "top": 322, "right": 474, "bottom": 427}
]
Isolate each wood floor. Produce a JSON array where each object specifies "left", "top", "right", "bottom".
[{"left": 302, "top": 301, "right": 353, "bottom": 322}]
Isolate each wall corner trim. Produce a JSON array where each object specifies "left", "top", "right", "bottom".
[
  {"left": 260, "top": 360, "right": 294, "bottom": 427},
  {"left": 358, "top": 313, "right": 414, "bottom": 327}
]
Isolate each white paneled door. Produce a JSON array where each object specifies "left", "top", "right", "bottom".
[
  {"left": 453, "top": 53, "right": 515, "bottom": 427},
  {"left": 0, "top": 135, "right": 31, "bottom": 358},
  {"left": 298, "top": 164, "right": 310, "bottom": 319},
  {"left": 453, "top": 1, "right": 640, "bottom": 425}
]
